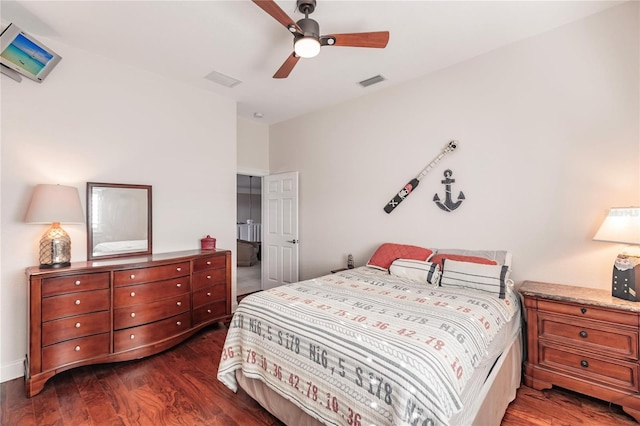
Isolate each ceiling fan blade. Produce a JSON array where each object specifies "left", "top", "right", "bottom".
[
  {"left": 273, "top": 53, "right": 300, "bottom": 79},
  {"left": 252, "top": 0, "right": 301, "bottom": 33},
  {"left": 325, "top": 31, "right": 390, "bottom": 48}
]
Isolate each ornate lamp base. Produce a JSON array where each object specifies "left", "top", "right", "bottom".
[{"left": 38, "top": 222, "right": 72, "bottom": 269}]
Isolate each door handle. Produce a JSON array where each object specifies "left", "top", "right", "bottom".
[{"left": 286, "top": 239, "right": 299, "bottom": 244}]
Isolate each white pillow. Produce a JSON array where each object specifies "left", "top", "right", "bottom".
[
  {"left": 440, "top": 259, "right": 510, "bottom": 298},
  {"left": 389, "top": 259, "right": 441, "bottom": 286}
]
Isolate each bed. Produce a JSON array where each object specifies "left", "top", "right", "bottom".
[{"left": 218, "top": 245, "right": 522, "bottom": 425}]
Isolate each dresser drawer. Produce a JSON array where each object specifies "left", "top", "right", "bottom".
[
  {"left": 192, "top": 268, "right": 226, "bottom": 290},
  {"left": 193, "top": 255, "right": 225, "bottom": 272},
  {"left": 42, "top": 272, "right": 109, "bottom": 297},
  {"left": 539, "top": 343, "right": 638, "bottom": 392},
  {"left": 42, "top": 289, "right": 110, "bottom": 322},
  {"left": 538, "top": 312, "right": 638, "bottom": 360},
  {"left": 113, "top": 262, "right": 189, "bottom": 286},
  {"left": 42, "top": 333, "right": 110, "bottom": 371},
  {"left": 537, "top": 299, "right": 637, "bottom": 326},
  {"left": 114, "top": 277, "right": 190, "bottom": 308},
  {"left": 193, "top": 285, "right": 226, "bottom": 308},
  {"left": 114, "top": 312, "right": 191, "bottom": 352},
  {"left": 193, "top": 300, "right": 227, "bottom": 325},
  {"left": 114, "top": 294, "right": 191, "bottom": 330},
  {"left": 42, "top": 311, "right": 110, "bottom": 347}
]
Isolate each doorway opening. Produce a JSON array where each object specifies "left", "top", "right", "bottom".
[{"left": 236, "top": 174, "right": 262, "bottom": 295}]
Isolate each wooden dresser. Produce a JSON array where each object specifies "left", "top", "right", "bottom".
[
  {"left": 25, "top": 249, "right": 231, "bottom": 397},
  {"left": 520, "top": 281, "right": 640, "bottom": 422}
]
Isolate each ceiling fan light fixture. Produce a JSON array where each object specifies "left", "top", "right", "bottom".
[
  {"left": 252, "top": 0, "right": 389, "bottom": 78},
  {"left": 294, "top": 37, "right": 321, "bottom": 58}
]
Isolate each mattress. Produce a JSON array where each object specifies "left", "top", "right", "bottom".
[{"left": 218, "top": 266, "right": 521, "bottom": 425}]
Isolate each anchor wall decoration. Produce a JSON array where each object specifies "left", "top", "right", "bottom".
[{"left": 433, "top": 169, "right": 465, "bottom": 212}]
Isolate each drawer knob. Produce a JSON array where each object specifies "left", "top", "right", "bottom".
[
  {"left": 130, "top": 334, "right": 135, "bottom": 340},
  {"left": 177, "top": 283, "right": 182, "bottom": 288},
  {"left": 177, "top": 301, "right": 182, "bottom": 306},
  {"left": 74, "top": 280, "right": 81, "bottom": 286},
  {"left": 177, "top": 267, "right": 182, "bottom": 272},
  {"left": 580, "top": 360, "right": 589, "bottom": 368},
  {"left": 130, "top": 274, "right": 136, "bottom": 280},
  {"left": 207, "top": 261, "right": 212, "bottom": 265},
  {"left": 75, "top": 299, "right": 81, "bottom": 305},
  {"left": 75, "top": 322, "right": 81, "bottom": 328},
  {"left": 207, "top": 275, "right": 212, "bottom": 280},
  {"left": 130, "top": 292, "right": 136, "bottom": 297},
  {"left": 176, "top": 321, "right": 182, "bottom": 326},
  {"left": 207, "top": 309, "right": 212, "bottom": 314},
  {"left": 580, "top": 308, "right": 587, "bottom": 314},
  {"left": 74, "top": 345, "right": 81, "bottom": 352},
  {"left": 579, "top": 331, "right": 588, "bottom": 338},
  {"left": 207, "top": 292, "right": 211, "bottom": 297},
  {"left": 130, "top": 312, "right": 136, "bottom": 318}
]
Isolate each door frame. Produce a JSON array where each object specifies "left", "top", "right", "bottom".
[{"left": 236, "top": 168, "right": 268, "bottom": 309}]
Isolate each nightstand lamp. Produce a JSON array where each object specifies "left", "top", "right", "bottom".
[
  {"left": 593, "top": 207, "right": 640, "bottom": 301},
  {"left": 25, "top": 184, "right": 84, "bottom": 268}
]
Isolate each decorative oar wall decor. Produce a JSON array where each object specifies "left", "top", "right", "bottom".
[{"left": 384, "top": 140, "right": 458, "bottom": 213}]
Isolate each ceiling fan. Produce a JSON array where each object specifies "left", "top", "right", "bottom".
[{"left": 252, "top": 0, "right": 390, "bottom": 78}]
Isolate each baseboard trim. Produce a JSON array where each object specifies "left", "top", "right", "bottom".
[{"left": 1, "top": 358, "right": 25, "bottom": 383}]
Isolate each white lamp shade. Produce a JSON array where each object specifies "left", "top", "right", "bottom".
[
  {"left": 593, "top": 207, "right": 640, "bottom": 245},
  {"left": 25, "top": 184, "right": 85, "bottom": 224},
  {"left": 294, "top": 37, "right": 321, "bottom": 58}
]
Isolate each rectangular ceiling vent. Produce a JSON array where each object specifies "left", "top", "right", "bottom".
[
  {"left": 205, "top": 70, "right": 242, "bottom": 88},
  {"left": 358, "top": 74, "right": 386, "bottom": 88}
]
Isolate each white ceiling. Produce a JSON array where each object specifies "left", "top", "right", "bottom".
[{"left": 2, "top": 1, "right": 622, "bottom": 124}]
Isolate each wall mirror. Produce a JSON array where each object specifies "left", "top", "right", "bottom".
[{"left": 87, "top": 182, "right": 152, "bottom": 260}]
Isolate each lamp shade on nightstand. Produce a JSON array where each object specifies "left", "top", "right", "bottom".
[
  {"left": 593, "top": 207, "right": 640, "bottom": 301},
  {"left": 25, "top": 184, "right": 84, "bottom": 268},
  {"left": 593, "top": 207, "right": 640, "bottom": 245}
]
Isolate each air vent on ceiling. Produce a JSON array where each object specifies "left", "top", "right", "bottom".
[
  {"left": 358, "top": 74, "right": 386, "bottom": 88},
  {"left": 205, "top": 70, "right": 242, "bottom": 88}
]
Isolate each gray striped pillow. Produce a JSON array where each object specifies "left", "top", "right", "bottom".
[{"left": 440, "top": 259, "right": 509, "bottom": 298}]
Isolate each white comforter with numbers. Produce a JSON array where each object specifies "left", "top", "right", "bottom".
[{"left": 217, "top": 267, "right": 520, "bottom": 426}]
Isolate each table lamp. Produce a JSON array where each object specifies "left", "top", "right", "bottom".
[
  {"left": 25, "top": 184, "right": 84, "bottom": 268},
  {"left": 593, "top": 207, "right": 640, "bottom": 301}
]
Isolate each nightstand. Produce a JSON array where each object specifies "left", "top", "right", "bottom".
[{"left": 519, "top": 281, "right": 640, "bottom": 422}]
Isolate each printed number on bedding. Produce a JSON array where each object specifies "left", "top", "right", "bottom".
[
  {"left": 221, "top": 346, "right": 234, "bottom": 361},
  {"left": 278, "top": 331, "right": 300, "bottom": 353},
  {"left": 355, "top": 367, "right": 393, "bottom": 405}
]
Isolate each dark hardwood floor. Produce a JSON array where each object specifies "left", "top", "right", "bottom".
[{"left": 1, "top": 324, "right": 636, "bottom": 425}]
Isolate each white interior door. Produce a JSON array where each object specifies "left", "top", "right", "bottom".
[{"left": 262, "top": 172, "right": 299, "bottom": 290}]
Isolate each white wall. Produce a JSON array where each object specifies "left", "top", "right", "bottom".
[
  {"left": 270, "top": 3, "right": 639, "bottom": 287},
  {"left": 238, "top": 117, "right": 269, "bottom": 175},
  {"left": 1, "top": 38, "right": 237, "bottom": 381}
]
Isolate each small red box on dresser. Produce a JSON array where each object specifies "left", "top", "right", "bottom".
[{"left": 201, "top": 235, "right": 216, "bottom": 250}]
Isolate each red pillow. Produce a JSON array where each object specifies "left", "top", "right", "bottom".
[
  {"left": 367, "top": 243, "right": 434, "bottom": 270},
  {"left": 430, "top": 254, "right": 497, "bottom": 269}
]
